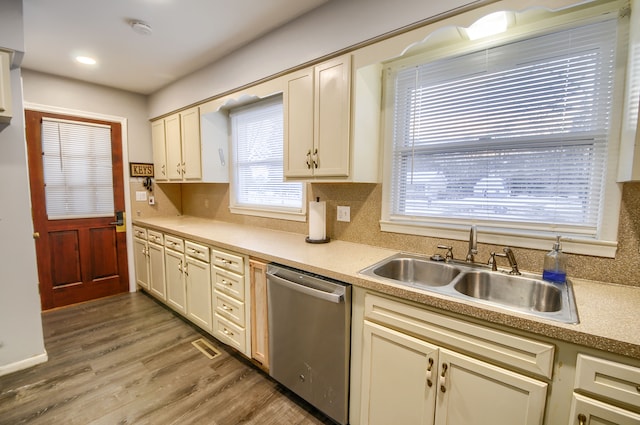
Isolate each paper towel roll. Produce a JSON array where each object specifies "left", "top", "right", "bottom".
[{"left": 308, "top": 200, "right": 326, "bottom": 241}]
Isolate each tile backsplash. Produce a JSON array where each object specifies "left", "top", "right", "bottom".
[{"left": 135, "top": 181, "right": 640, "bottom": 287}]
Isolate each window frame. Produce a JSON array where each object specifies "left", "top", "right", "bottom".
[
  {"left": 380, "top": 5, "right": 632, "bottom": 258},
  {"left": 228, "top": 95, "right": 306, "bottom": 222}
]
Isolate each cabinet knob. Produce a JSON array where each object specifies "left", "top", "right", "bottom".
[
  {"left": 33, "top": 232, "right": 40, "bottom": 239},
  {"left": 577, "top": 413, "right": 587, "bottom": 425}
]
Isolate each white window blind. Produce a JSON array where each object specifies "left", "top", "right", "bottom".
[
  {"left": 42, "top": 118, "right": 114, "bottom": 220},
  {"left": 388, "top": 17, "right": 619, "bottom": 237},
  {"left": 230, "top": 96, "right": 303, "bottom": 213}
]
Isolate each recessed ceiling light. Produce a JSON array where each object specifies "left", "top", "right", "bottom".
[{"left": 76, "top": 56, "right": 97, "bottom": 65}]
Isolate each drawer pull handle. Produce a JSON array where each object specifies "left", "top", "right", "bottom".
[
  {"left": 222, "top": 328, "right": 234, "bottom": 337},
  {"left": 221, "top": 279, "right": 230, "bottom": 286},
  {"left": 426, "top": 357, "right": 434, "bottom": 388},
  {"left": 222, "top": 304, "right": 233, "bottom": 312},
  {"left": 577, "top": 413, "right": 586, "bottom": 425}
]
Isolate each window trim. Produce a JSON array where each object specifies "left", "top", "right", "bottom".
[
  {"left": 380, "top": 4, "right": 630, "bottom": 258},
  {"left": 228, "top": 95, "right": 306, "bottom": 222}
]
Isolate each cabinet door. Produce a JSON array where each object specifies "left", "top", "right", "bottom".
[
  {"left": 165, "top": 249, "right": 186, "bottom": 315},
  {"left": 569, "top": 394, "right": 640, "bottom": 425},
  {"left": 250, "top": 259, "right": 269, "bottom": 370},
  {"left": 435, "top": 348, "right": 547, "bottom": 425},
  {"left": 361, "top": 320, "right": 439, "bottom": 425},
  {"left": 284, "top": 68, "right": 315, "bottom": 178},
  {"left": 313, "top": 54, "right": 351, "bottom": 177},
  {"left": 165, "top": 113, "right": 183, "bottom": 181},
  {"left": 151, "top": 120, "right": 167, "bottom": 181},
  {"left": 185, "top": 256, "right": 212, "bottom": 331},
  {"left": 148, "top": 243, "right": 166, "bottom": 300},
  {"left": 133, "top": 238, "right": 149, "bottom": 289},
  {"left": 180, "top": 106, "right": 202, "bottom": 180},
  {"left": 0, "top": 50, "right": 13, "bottom": 123}
]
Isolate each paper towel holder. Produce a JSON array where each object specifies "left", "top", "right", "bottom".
[{"left": 306, "top": 196, "right": 330, "bottom": 244}]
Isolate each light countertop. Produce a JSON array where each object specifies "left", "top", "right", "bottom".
[{"left": 134, "top": 215, "right": 640, "bottom": 360}]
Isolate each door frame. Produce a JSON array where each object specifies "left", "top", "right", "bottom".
[{"left": 25, "top": 102, "right": 136, "bottom": 293}]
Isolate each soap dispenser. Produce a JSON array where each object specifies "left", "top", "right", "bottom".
[{"left": 543, "top": 236, "right": 567, "bottom": 284}]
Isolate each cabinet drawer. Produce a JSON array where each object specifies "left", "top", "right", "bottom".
[
  {"left": 164, "top": 235, "right": 184, "bottom": 252},
  {"left": 147, "top": 230, "right": 163, "bottom": 245},
  {"left": 211, "top": 248, "right": 244, "bottom": 275},
  {"left": 213, "top": 313, "right": 246, "bottom": 352},
  {"left": 214, "top": 290, "right": 245, "bottom": 327},
  {"left": 213, "top": 268, "right": 245, "bottom": 300},
  {"left": 133, "top": 226, "right": 147, "bottom": 240},
  {"left": 185, "top": 240, "right": 209, "bottom": 262},
  {"left": 575, "top": 354, "right": 640, "bottom": 409},
  {"left": 364, "top": 291, "right": 555, "bottom": 379}
]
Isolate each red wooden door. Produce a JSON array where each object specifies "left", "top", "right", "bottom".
[{"left": 25, "top": 110, "right": 129, "bottom": 310}]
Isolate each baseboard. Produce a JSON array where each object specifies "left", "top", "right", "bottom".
[{"left": 0, "top": 352, "right": 48, "bottom": 377}]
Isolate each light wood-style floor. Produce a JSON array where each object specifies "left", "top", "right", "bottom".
[{"left": 0, "top": 292, "right": 335, "bottom": 425}]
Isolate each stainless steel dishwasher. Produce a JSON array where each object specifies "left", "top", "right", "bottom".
[{"left": 267, "top": 264, "right": 351, "bottom": 425}]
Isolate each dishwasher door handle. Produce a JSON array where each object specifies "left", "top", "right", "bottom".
[{"left": 267, "top": 272, "right": 344, "bottom": 304}]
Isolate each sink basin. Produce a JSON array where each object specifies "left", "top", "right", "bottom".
[
  {"left": 452, "top": 271, "right": 562, "bottom": 312},
  {"left": 360, "top": 254, "right": 460, "bottom": 288},
  {"left": 359, "top": 253, "right": 579, "bottom": 324}
]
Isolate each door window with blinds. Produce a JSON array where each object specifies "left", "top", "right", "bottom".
[
  {"left": 229, "top": 95, "right": 305, "bottom": 220},
  {"left": 383, "top": 11, "right": 628, "bottom": 249},
  {"left": 42, "top": 118, "right": 114, "bottom": 219}
]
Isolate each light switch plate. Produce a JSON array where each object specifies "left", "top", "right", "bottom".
[
  {"left": 337, "top": 206, "right": 350, "bottom": 222},
  {"left": 136, "top": 191, "right": 147, "bottom": 202}
]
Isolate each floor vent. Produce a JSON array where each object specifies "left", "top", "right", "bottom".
[{"left": 191, "top": 338, "right": 221, "bottom": 359}]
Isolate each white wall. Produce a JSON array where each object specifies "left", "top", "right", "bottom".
[
  {"left": 0, "top": 0, "right": 47, "bottom": 375},
  {"left": 21, "top": 70, "right": 151, "bottom": 162},
  {"left": 148, "top": 0, "right": 478, "bottom": 118}
]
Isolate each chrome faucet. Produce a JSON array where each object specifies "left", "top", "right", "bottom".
[
  {"left": 466, "top": 225, "right": 478, "bottom": 263},
  {"left": 496, "top": 247, "right": 521, "bottom": 275}
]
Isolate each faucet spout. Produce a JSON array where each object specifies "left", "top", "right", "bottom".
[
  {"left": 502, "top": 247, "right": 521, "bottom": 275},
  {"left": 466, "top": 225, "right": 478, "bottom": 263}
]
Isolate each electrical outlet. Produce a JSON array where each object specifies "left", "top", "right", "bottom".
[
  {"left": 148, "top": 196, "right": 155, "bottom": 206},
  {"left": 337, "top": 206, "right": 350, "bottom": 222}
]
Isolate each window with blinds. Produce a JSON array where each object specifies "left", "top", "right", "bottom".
[
  {"left": 386, "top": 17, "right": 619, "bottom": 238},
  {"left": 230, "top": 96, "right": 304, "bottom": 216},
  {"left": 42, "top": 118, "right": 114, "bottom": 220}
]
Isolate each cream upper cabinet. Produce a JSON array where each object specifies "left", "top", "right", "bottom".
[
  {"left": 151, "top": 119, "right": 168, "bottom": 181},
  {"left": 0, "top": 50, "right": 12, "bottom": 124},
  {"left": 284, "top": 54, "right": 351, "bottom": 179},
  {"left": 151, "top": 106, "right": 202, "bottom": 182}
]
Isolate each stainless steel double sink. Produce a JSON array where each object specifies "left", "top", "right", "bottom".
[{"left": 359, "top": 252, "right": 579, "bottom": 324}]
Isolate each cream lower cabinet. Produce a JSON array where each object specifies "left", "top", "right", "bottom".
[
  {"left": 165, "top": 236, "right": 187, "bottom": 315},
  {"left": 185, "top": 241, "right": 212, "bottom": 332},
  {"left": 133, "top": 226, "right": 149, "bottom": 290},
  {"left": 147, "top": 230, "right": 166, "bottom": 301},
  {"left": 212, "top": 247, "right": 251, "bottom": 357},
  {"left": 353, "top": 289, "right": 553, "bottom": 425},
  {"left": 249, "top": 259, "right": 269, "bottom": 370},
  {"left": 568, "top": 354, "right": 640, "bottom": 424},
  {"left": 361, "top": 320, "right": 547, "bottom": 425}
]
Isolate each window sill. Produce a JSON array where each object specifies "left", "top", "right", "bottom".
[
  {"left": 380, "top": 220, "right": 617, "bottom": 258},
  {"left": 230, "top": 205, "right": 306, "bottom": 222}
]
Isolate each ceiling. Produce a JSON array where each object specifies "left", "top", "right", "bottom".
[{"left": 21, "top": 0, "right": 330, "bottom": 95}]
